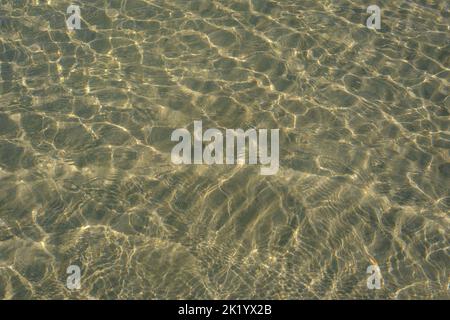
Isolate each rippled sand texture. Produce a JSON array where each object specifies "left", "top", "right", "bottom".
[{"left": 0, "top": 0, "right": 449, "bottom": 299}]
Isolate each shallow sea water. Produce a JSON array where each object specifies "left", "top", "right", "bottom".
[{"left": 0, "top": 0, "right": 449, "bottom": 299}]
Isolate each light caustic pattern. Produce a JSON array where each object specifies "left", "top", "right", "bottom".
[{"left": 0, "top": 0, "right": 448, "bottom": 299}]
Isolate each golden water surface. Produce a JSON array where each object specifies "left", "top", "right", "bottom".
[{"left": 0, "top": 0, "right": 449, "bottom": 299}]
